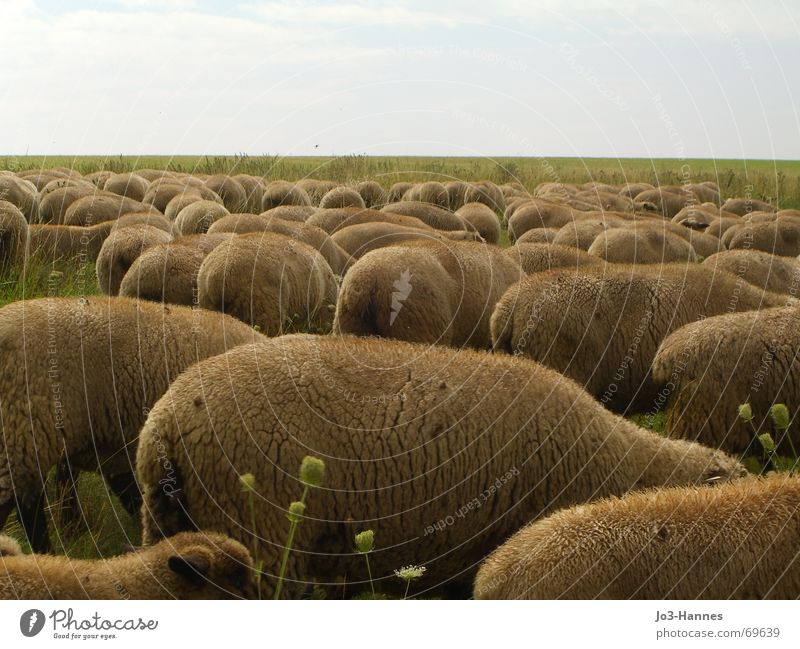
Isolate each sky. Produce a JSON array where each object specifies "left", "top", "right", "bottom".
[{"left": 1, "top": 0, "right": 798, "bottom": 158}]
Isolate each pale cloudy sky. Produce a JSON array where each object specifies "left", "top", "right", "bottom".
[{"left": 1, "top": 0, "right": 798, "bottom": 158}]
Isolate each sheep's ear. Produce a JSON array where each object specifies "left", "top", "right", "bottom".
[{"left": 169, "top": 552, "right": 211, "bottom": 585}]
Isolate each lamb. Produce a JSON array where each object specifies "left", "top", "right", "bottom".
[
  {"left": 103, "top": 173, "right": 149, "bottom": 201},
  {"left": 652, "top": 306, "right": 800, "bottom": 453},
  {"left": 334, "top": 240, "right": 523, "bottom": 349},
  {"left": 203, "top": 175, "right": 248, "bottom": 213},
  {"left": 402, "top": 181, "right": 450, "bottom": 208},
  {"left": 62, "top": 194, "right": 151, "bottom": 226},
  {"left": 381, "top": 201, "right": 471, "bottom": 232},
  {"left": 491, "top": 264, "right": 790, "bottom": 411},
  {"left": 260, "top": 181, "right": 312, "bottom": 211},
  {"left": 0, "top": 201, "right": 28, "bottom": 268},
  {"left": 0, "top": 532, "right": 253, "bottom": 599},
  {"left": 319, "top": 186, "right": 366, "bottom": 209},
  {"left": 702, "top": 249, "right": 800, "bottom": 295},
  {"left": 307, "top": 207, "right": 432, "bottom": 234},
  {"left": 474, "top": 475, "right": 799, "bottom": 599},
  {"left": 136, "top": 334, "right": 744, "bottom": 598},
  {"left": 722, "top": 197, "right": 776, "bottom": 216},
  {"left": 119, "top": 243, "right": 207, "bottom": 305},
  {"left": 0, "top": 296, "right": 264, "bottom": 551},
  {"left": 354, "top": 180, "right": 387, "bottom": 208},
  {"left": 455, "top": 202, "right": 500, "bottom": 244},
  {"left": 96, "top": 225, "right": 173, "bottom": 295},
  {"left": 504, "top": 243, "right": 603, "bottom": 275},
  {"left": 197, "top": 232, "right": 338, "bottom": 335},
  {"left": 173, "top": 200, "right": 230, "bottom": 236}
]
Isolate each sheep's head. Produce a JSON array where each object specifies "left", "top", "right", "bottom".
[{"left": 163, "top": 532, "right": 254, "bottom": 599}]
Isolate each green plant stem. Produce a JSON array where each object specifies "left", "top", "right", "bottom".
[
  {"left": 274, "top": 485, "right": 308, "bottom": 600},
  {"left": 364, "top": 553, "right": 375, "bottom": 597},
  {"left": 246, "top": 490, "right": 262, "bottom": 600},
  {"left": 403, "top": 579, "right": 411, "bottom": 600}
]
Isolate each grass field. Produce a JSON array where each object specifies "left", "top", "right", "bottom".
[{"left": 4, "top": 154, "right": 800, "bottom": 208}]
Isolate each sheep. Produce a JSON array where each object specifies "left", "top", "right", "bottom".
[
  {"left": 197, "top": 232, "right": 338, "bottom": 335},
  {"left": 587, "top": 227, "right": 697, "bottom": 264},
  {"left": 233, "top": 174, "right": 265, "bottom": 213},
  {"left": 16, "top": 171, "right": 62, "bottom": 192},
  {"left": 62, "top": 194, "right": 151, "bottom": 226},
  {"left": 619, "top": 182, "right": 654, "bottom": 198},
  {"left": 722, "top": 197, "right": 776, "bottom": 216},
  {"left": 28, "top": 222, "right": 113, "bottom": 261},
  {"left": 507, "top": 200, "right": 581, "bottom": 241},
  {"left": 403, "top": 181, "right": 450, "bottom": 208},
  {"left": 464, "top": 181, "right": 506, "bottom": 213},
  {"left": 634, "top": 188, "right": 691, "bottom": 218},
  {"left": 515, "top": 228, "right": 558, "bottom": 245},
  {"left": 136, "top": 334, "right": 745, "bottom": 598},
  {"left": 504, "top": 243, "right": 603, "bottom": 275},
  {"left": 307, "top": 207, "right": 433, "bottom": 234},
  {"left": 381, "top": 201, "right": 471, "bottom": 232},
  {"left": 131, "top": 168, "right": 176, "bottom": 183},
  {"left": 38, "top": 186, "right": 98, "bottom": 224},
  {"left": 173, "top": 200, "right": 230, "bottom": 236},
  {"left": 474, "top": 475, "right": 798, "bottom": 599},
  {"left": 164, "top": 192, "right": 207, "bottom": 221},
  {"left": 207, "top": 214, "right": 352, "bottom": 276},
  {"left": 387, "top": 181, "right": 414, "bottom": 203},
  {"left": 260, "top": 205, "right": 315, "bottom": 223},
  {"left": 0, "top": 200, "right": 28, "bottom": 268},
  {"left": 0, "top": 531, "right": 253, "bottom": 599},
  {"left": 652, "top": 305, "right": 800, "bottom": 454},
  {"left": 96, "top": 225, "right": 173, "bottom": 295},
  {"left": 295, "top": 178, "right": 336, "bottom": 206},
  {"left": 331, "top": 222, "right": 441, "bottom": 258},
  {"left": 445, "top": 180, "right": 471, "bottom": 210},
  {"left": 103, "top": 173, "right": 149, "bottom": 201},
  {"left": 0, "top": 174, "right": 38, "bottom": 221},
  {"left": 706, "top": 215, "right": 743, "bottom": 239},
  {"left": 0, "top": 534, "right": 21, "bottom": 557},
  {"left": 143, "top": 182, "right": 220, "bottom": 214},
  {"left": 119, "top": 243, "right": 207, "bottom": 305},
  {"left": 334, "top": 239, "right": 523, "bottom": 349},
  {"left": 260, "top": 181, "right": 312, "bottom": 211},
  {"left": 455, "top": 202, "right": 500, "bottom": 244},
  {"left": 40, "top": 177, "right": 94, "bottom": 197},
  {"left": 319, "top": 186, "right": 366, "bottom": 209},
  {"left": 573, "top": 190, "right": 637, "bottom": 213},
  {"left": 726, "top": 219, "right": 800, "bottom": 257},
  {"left": 0, "top": 296, "right": 264, "bottom": 551},
  {"left": 491, "top": 264, "right": 790, "bottom": 412},
  {"left": 203, "top": 175, "right": 247, "bottom": 213},
  {"left": 354, "top": 180, "right": 387, "bottom": 208},
  {"left": 702, "top": 249, "right": 800, "bottom": 295},
  {"left": 551, "top": 216, "right": 628, "bottom": 250}
]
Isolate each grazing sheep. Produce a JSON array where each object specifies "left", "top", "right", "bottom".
[
  {"left": 0, "top": 174, "right": 38, "bottom": 221},
  {"left": 551, "top": 217, "right": 628, "bottom": 250},
  {"left": 722, "top": 197, "right": 776, "bottom": 216},
  {"left": 38, "top": 186, "right": 98, "bottom": 224},
  {"left": 96, "top": 225, "right": 173, "bottom": 295},
  {"left": 143, "top": 182, "right": 220, "bottom": 214},
  {"left": 173, "top": 200, "right": 230, "bottom": 236},
  {"left": 515, "top": 228, "right": 558, "bottom": 245},
  {"left": 28, "top": 222, "right": 114, "bottom": 261},
  {"left": 233, "top": 174, "right": 265, "bottom": 213},
  {"left": 203, "top": 175, "right": 247, "bottom": 213},
  {"left": 137, "top": 334, "right": 744, "bottom": 598},
  {"left": 0, "top": 201, "right": 28, "bottom": 268},
  {"left": 726, "top": 219, "right": 800, "bottom": 257},
  {"left": 62, "top": 194, "right": 151, "bottom": 226},
  {"left": 0, "top": 297, "right": 263, "bottom": 551},
  {"left": 491, "top": 264, "right": 789, "bottom": 411},
  {"left": 574, "top": 190, "right": 637, "bottom": 213},
  {"left": 588, "top": 227, "right": 697, "bottom": 264},
  {"left": 619, "top": 182, "right": 654, "bottom": 198},
  {"left": 403, "top": 181, "right": 450, "bottom": 208},
  {"left": 260, "top": 205, "right": 315, "bottom": 223},
  {"left": 319, "top": 186, "right": 366, "bottom": 209},
  {"left": 634, "top": 188, "right": 691, "bottom": 218},
  {"left": 455, "top": 202, "right": 500, "bottom": 244},
  {"left": 702, "top": 250, "right": 800, "bottom": 295},
  {"left": 331, "top": 222, "right": 441, "bottom": 258},
  {"left": 445, "top": 180, "right": 471, "bottom": 210},
  {"left": 198, "top": 233, "right": 338, "bottom": 335},
  {"left": 16, "top": 171, "right": 62, "bottom": 192},
  {"left": 207, "top": 214, "right": 351, "bottom": 276},
  {"left": 387, "top": 181, "right": 414, "bottom": 203},
  {"left": 464, "top": 181, "right": 505, "bottom": 213},
  {"left": 504, "top": 243, "right": 603, "bottom": 275},
  {"left": 295, "top": 179, "right": 336, "bottom": 206},
  {"left": 507, "top": 200, "right": 581, "bottom": 241},
  {"left": 307, "top": 207, "right": 432, "bottom": 234},
  {"left": 163, "top": 193, "right": 207, "bottom": 221},
  {"left": 652, "top": 306, "right": 800, "bottom": 453},
  {"left": 382, "top": 201, "right": 471, "bottom": 232},
  {"left": 334, "top": 240, "right": 523, "bottom": 348},
  {"left": 119, "top": 243, "right": 207, "bottom": 305},
  {"left": 131, "top": 169, "right": 175, "bottom": 183},
  {"left": 40, "top": 177, "right": 94, "bottom": 197},
  {"left": 103, "top": 173, "right": 149, "bottom": 201},
  {"left": 260, "top": 181, "right": 312, "bottom": 211},
  {"left": 474, "top": 475, "right": 798, "bottom": 599},
  {"left": 0, "top": 532, "right": 253, "bottom": 599},
  {"left": 354, "top": 180, "right": 387, "bottom": 208},
  {"left": 706, "top": 215, "right": 743, "bottom": 239}
]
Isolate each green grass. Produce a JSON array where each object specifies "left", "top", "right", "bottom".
[
  {"left": 0, "top": 254, "right": 99, "bottom": 308},
  {"left": 4, "top": 154, "right": 800, "bottom": 207}
]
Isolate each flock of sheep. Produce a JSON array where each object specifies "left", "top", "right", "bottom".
[{"left": 0, "top": 166, "right": 799, "bottom": 599}]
